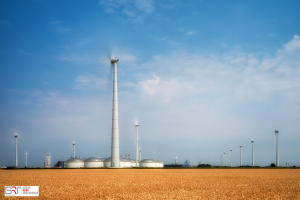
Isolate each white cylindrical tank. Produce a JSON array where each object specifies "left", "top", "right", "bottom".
[
  {"left": 130, "top": 159, "right": 139, "bottom": 167},
  {"left": 139, "top": 159, "right": 157, "bottom": 168},
  {"left": 46, "top": 155, "right": 51, "bottom": 168},
  {"left": 84, "top": 157, "right": 103, "bottom": 168},
  {"left": 65, "top": 158, "right": 84, "bottom": 168},
  {"left": 104, "top": 157, "right": 125, "bottom": 168},
  {"left": 158, "top": 160, "right": 164, "bottom": 168},
  {"left": 160, "top": 161, "right": 164, "bottom": 168},
  {"left": 122, "top": 159, "right": 132, "bottom": 168}
]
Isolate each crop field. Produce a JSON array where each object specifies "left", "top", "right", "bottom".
[{"left": 1, "top": 168, "right": 300, "bottom": 199}]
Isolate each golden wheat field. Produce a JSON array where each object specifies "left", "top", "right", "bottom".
[{"left": 1, "top": 168, "right": 300, "bottom": 199}]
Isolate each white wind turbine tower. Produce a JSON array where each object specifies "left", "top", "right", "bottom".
[
  {"left": 175, "top": 156, "right": 178, "bottom": 164},
  {"left": 230, "top": 149, "right": 232, "bottom": 167},
  {"left": 25, "top": 153, "right": 28, "bottom": 168},
  {"left": 239, "top": 144, "right": 242, "bottom": 166},
  {"left": 154, "top": 152, "right": 157, "bottom": 160},
  {"left": 220, "top": 153, "right": 222, "bottom": 166},
  {"left": 73, "top": 142, "right": 75, "bottom": 158},
  {"left": 275, "top": 126, "right": 279, "bottom": 167},
  {"left": 251, "top": 138, "right": 254, "bottom": 166},
  {"left": 224, "top": 152, "right": 226, "bottom": 166},
  {"left": 135, "top": 122, "right": 140, "bottom": 167},
  {"left": 111, "top": 57, "right": 120, "bottom": 167},
  {"left": 191, "top": 157, "right": 193, "bottom": 167},
  {"left": 139, "top": 149, "right": 142, "bottom": 161},
  {"left": 15, "top": 134, "right": 18, "bottom": 167}
]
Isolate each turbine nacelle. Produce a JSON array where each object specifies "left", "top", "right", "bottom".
[
  {"left": 111, "top": 57, "right": 119, "bottom": 64},
  {"left": 14, "top": 134, "right": 18, "bottom": 138}
]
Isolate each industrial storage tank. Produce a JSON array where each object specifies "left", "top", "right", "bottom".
[
  {"left": 65, "top": 158, "right": 84, "bottom": 168},
  {"left": 122, "top": 159, "right": 132, "bottom": 168},
  {"left": 139, "top": 159, "right": 157, "bottom": 168},
  {"left": 103, "top": 157, "right": 132, "bottom": 168},
  {"left": 45, "top": 155, "right": 51, "bottom": 168},
  {"left": 130, "top": 159, "right": 139, "bottom": 167},
  {"left": 103, "top": 157, "right": 124, "bottom": 167},
  {"left": 84, "top": 157, "right": 103, "bottom": 168},
  {"left": 155, "top": 160, "right": 164, "bottom": 168}
]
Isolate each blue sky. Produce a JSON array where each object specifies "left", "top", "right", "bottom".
[{"left": 1, "top": 0, "right": 300, "bottom": 167}]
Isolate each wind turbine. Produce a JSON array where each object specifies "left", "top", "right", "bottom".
[
  {"left": 191, "top": 157, "right": 193, "bottom": 167},
  {"left": 25, "top": 153, "right": 28, "bottom": 168},
  {"left": 139, "top": 149, "right": 142, "bottom": 161},
  {"left": 135, "top": 122, "right": 140, "bottom": 167},
  {"left": 111, "top": 57, "right": 120, "bottom": 167},
  {"left": 239, "top": 144, "right": 242, "bottom": 166},
  {"left": 251, "top": 138, "right": 254, "bottom": 167},
  {"left": 15, "top": 134, "right": 18, "bottom": 167},
  {"left": 73, "top": 142, "right": 75, "bottom": 158},
  {"left": 154, "top": 152, "right": 157, "bottom": 160},
  {"left": 275, "top": 126, "right": 279, "bottom": 167},
  {"left": 220, "top": 153, "right": 222, "bottom": 166},
  {"left": 224, "top": 152, "right": 226, "bottom": 166},
  {"left": 175, "top": 156, "right": 178, "bottom": 164},
  {"left": 230, "top": 149, "right": 232, "bottom": 167}
]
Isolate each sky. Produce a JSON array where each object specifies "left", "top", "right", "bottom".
[{"left": 0, "top": 0, "right": 300, "bottom": 167}]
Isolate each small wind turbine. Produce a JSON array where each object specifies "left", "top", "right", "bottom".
[
  {"left": 275, "top": 126, "right": 279, "bottom": 167},
  {"left": 220, "top": 153, "right": 222, "bottom": 166},
  {"left": 139, "top": 149, "right": 142, "bottom": 161},
  {"left": 15, "top": 134, "right": 18, "bottom": 167},
  {"left": 25, "top": 153, "right": 28, "bottom": 168},
  {"left": 175, "top": 156, "right": 178, "bottom": 164},
  {"left": 73, "top": 142, "right": 75, "bottom": 158},
  {"left": 251, "top": 138, "right": 254, "bottom": 166},
  {"left": 239, "top": 143, "right": 242, "bottom": 166},
  {"left": 230, "top": 149, "right": 232, "bottom": 167},
  {"left": 135, "top": 122, "right": 140, "bottom": 167}
]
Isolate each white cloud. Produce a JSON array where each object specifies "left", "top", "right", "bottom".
[
  {"left": 187, "top": 31, "right": 198, "bottom": 35},
  {"left": 280, "top": 35, "right": 300, "bottom": 53},
  {"left": 137, "top": 36, "right": 300, "bottom": 107}
]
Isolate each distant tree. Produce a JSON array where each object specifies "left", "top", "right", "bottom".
[
  {"left": 197, "top": 164, "right": 212, "bottom": 168},
  {"left": 270, "top": 163, "right": 276, "bottom": 167}
]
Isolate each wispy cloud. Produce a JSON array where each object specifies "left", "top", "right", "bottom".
[
  {"left": 55, "top": 56, "right": 86, "bottom": 63},
  {"left": 49, "top": 21, "right": 70, "bottom": 33},
  {"left": 99, "top": 0, "right": 155, "bottom": 23},
  {"left": 74, "top": 75, "right": 108, "bottom": 91},
  {"left": 187, "top": 31, "right": 198, "bottom": 35}
]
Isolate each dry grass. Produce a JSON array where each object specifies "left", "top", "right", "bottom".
[{"left": 1, "top": 169, "right": 300, "bottom": 199}]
